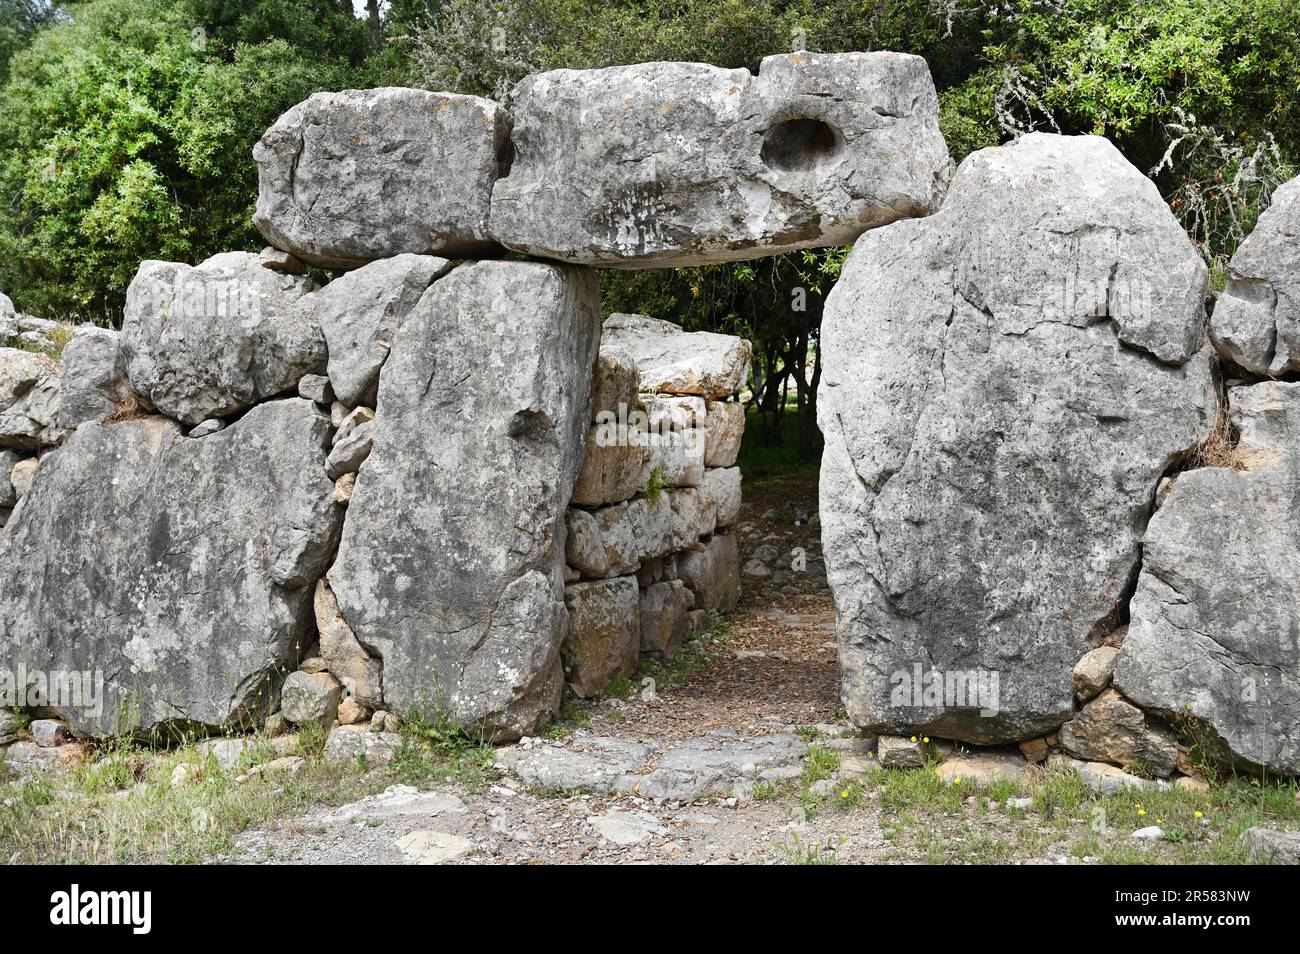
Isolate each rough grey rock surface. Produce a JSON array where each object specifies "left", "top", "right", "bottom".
[
  {"left": 254, "top": 88, "right": 509, "bottom": 268},
  {"left": 495, "top": 738, "right": 659, "bottom": 795},
  {"left": 704, "top": 400, "right": 745, "bottom": 467},
  {"left": 122, "top": 253, "right": 323, "bottom": 425},
  {"left": 491, "top": 52, "right": 948, "bottom": 267},
  {"left": 591, "top": 350, "right": 639, "bottom": 419},
  {"left": 495, "top": 731, "right": 806, "bottom": 800},
  {"left": 58, "top": 327, "right": 130, "bottom": 429},
  {"left": 676, "top": 532, "right": 739, "bottom": 612},
  {"left": 877, "top": 735, "right": 926, "bottom": 769},
  {"left": 281, "top": 670, "right": 342, "bottom": 727},
  {"left": 1210, "top": 176, "right": 1300, "bottom": 374},
  {"left": 325, "top": 420, "right": 374, "bottom": 479},
  {"left": 601, "top": 314, "right": 751, "bottom": 399},
  {"left": 328, "top": 261, "right": 601, "bottom": 742},
  {"left": 1115, "top": 382, "right": 1300, "bottom": 776},
  {"left": 562, "top": 577, "right": 640, "bottom": 698},
  {"left": 818, "top": 133, "right": 1216, "bottom": 744},
  {"left": 629, "top": 733, "right": 807, "bottom": 800},
  {"left": 0, "top": 399, "right": 342, "bottom": 737},
  {"left": 322, "top": 725, "right": 402, "bottom": 766},
  {"left": 639, "top": 579, "right": 690, "bottom": 656},
  {"left": 564, "top": 507, "right": 610, "bottom": 578},
  {"left": 1059, "top": 689, "right": 1178, "bottom": 777},
  {"left": 570, "top": 430, "right": 649, "bottom": 507},
  {"left": 702, "top": 466, "right": 742, "bottom": 528},
  {"left": 297, "top": 373, "right": 333, "bottom": 405},
  {"left": 1046, "top": 753, "right": 1158, "bottom": 794},
  {"left": 593, "top": 489, "right": 717, "bottom": 577},
  {"left": 1240, "top": 827, "right": 1300, "bottom": 864},
  {"left": 304, "top": 254, "right": 453, "bottom": 407},
  {"left": 0, "top": 348, "right": 64, "bottom": 449}
]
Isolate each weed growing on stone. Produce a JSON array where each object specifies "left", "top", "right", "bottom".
[
  {"left": 776, "top": 835, "right": 840, "bottom": 865},
  {"left": 390, "top": 709, "right": 496, "bottom": 788}
]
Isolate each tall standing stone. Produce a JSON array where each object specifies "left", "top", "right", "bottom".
[
  {"left": 491, "top": 53, "right": 949, "bottom": 267},
  {"left": 0, "top": 399, "right": 341, "bottom": 737},
  {"left": 819, "top": 133, "right": 1216, "bottom": 743},
  {"left": 1115, "top": 382, "right": 1300, "bottom": 776},
  {"left": 254, "top": 88, "right": 509, "bottom": 268},
  {"left": 328, "top": 261, "right": 601, "bottom": 741}
]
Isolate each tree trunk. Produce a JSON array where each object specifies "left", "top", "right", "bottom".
[{"left": 367, "top": 0, "right": 382, "bottom": 52}]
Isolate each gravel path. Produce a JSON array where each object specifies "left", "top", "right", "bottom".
[{"left": 233, "top": 471, "right": 881, "bottom": 865}]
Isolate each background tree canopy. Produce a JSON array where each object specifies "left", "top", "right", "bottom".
[{"left": 0, "top": 0, "right": 1295, "bottom": 458}]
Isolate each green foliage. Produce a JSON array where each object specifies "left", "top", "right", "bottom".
[
  {"left": 0, "top": 0, "right": 58, "bottom": 80},
  {"left": 950, "top": 0, "right": 1298, "bottom": 265},
  {"left": 0, "top": 0, "right": 1296, "bottom": 471},
  {"left": 0, "top": 0, "right": 359, "bottom": 322},
  {"left": 182, "top": 0, "right": 368, "bottom": 64},
  {"left": 641, "top": 467, "right": 668, "bottom": 505},
  {"left": 391, "top": 708, "right": 497, "bottom": 786}
]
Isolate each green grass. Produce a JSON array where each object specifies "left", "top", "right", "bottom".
[
  {"left": 641, "top": 467, "right": 669, "bottom": 505},
  {"left": 802, "top": 745, "right": 841, "bottom": 785},
  {"left": 0, "top": 737, "right": 382, "bottom": 864},
  {"left": 776, "top": 835, "right": 841, "bottom": 865},
  {"left": 388, "top": 710, "right": 497, "bottom": 788},
  {"left": 769, "top": 748, "right": 1300, "bottom": 864},
  {"left": 0, "top": 707, "right": 510, "bottom": 864}
]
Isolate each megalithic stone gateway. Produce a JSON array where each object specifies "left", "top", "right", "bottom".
[{"left": 326, "top": 260, "right": 602, "bottom": 742}]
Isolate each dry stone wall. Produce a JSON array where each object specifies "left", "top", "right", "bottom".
[{"left": 560, "top": 315, "right": 750, "bottom": 698}]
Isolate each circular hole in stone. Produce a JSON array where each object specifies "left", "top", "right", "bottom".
[{"left": 760, "top": 118, "right": 841, "bottom": 172}]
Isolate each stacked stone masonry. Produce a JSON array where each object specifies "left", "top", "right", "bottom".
[
  {"left": 2, "top": 48, "right": 1300, "bottom": 783},
  {"left": 561, "top": 315, "right": 750, "bottom": 698}
]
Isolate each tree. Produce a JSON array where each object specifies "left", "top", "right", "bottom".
[
  {"left": 0, "top": 0, "right": 60, "bottom": 80},
  {"left": 0, "top": 0, "right": 363, "bottom": 322}
]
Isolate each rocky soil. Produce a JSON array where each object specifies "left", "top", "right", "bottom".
[
  {"left": 228, "top": 470, "right": 1300, "bottom": 865},
  {"left": 232, "top": 471, "right": 853, "bottom": 864}
]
